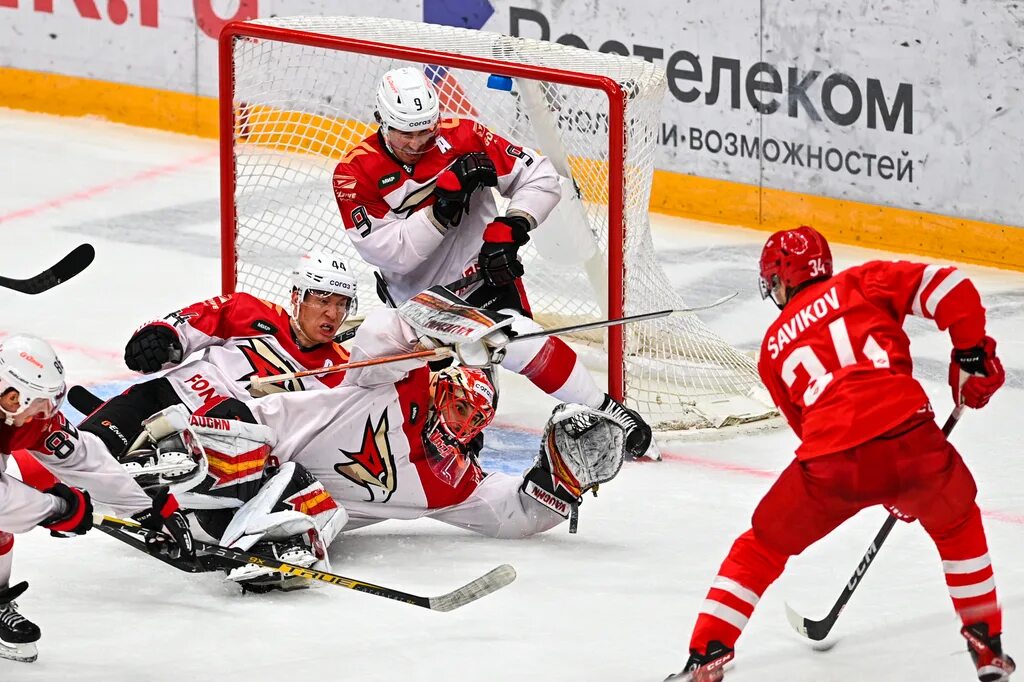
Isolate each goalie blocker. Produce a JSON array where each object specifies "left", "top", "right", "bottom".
[{"left": 521, "top": 404, "right": 626, "bottom": 533}]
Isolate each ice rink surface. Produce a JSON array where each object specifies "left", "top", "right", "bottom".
[{"left": 0, "top": 108, "right": 1020, "bottom": 681}]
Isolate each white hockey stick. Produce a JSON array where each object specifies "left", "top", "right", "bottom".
[{"left": 249, "top": 292, "right": 737, "bottom": 389}]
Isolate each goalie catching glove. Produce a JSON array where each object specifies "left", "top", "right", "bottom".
[{"left": 521, "top": 404, "right": 626, "bottom": 529}]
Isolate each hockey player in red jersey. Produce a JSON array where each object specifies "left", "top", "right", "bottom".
[
  {"left": 79, "top": 252, "right": 356, "bottom": 459},
  {"left": 669, "top": 226, "right": 1014, "bottom": 682},
  {"left": 332, "top": 66, "right": 653, "bottom": 460},
  {"left": 0, "top": 335, "right": 192, "bottom": 662}
]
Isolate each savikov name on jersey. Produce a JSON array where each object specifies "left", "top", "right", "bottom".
[{"left": 766, "top": 286, "right": 840, "bottom": 359}]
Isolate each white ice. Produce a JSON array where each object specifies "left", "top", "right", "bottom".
[{"left": 0, "top": 108, "right": 1020, "bottom": 681}]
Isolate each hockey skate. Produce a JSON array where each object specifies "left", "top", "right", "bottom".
[
  {"left": 665, "top": 641, "right": 734, "bottom": 681},
  {"left": 598, "top": 394, "right": 657, "bottom": 460},
  {"left": 962, "top": 623, "right": 1016, "bottom": 682},
  {"left": 0, "top": 582, "right": 40, "bottom": 663},
  {"left": 225, "top": 539, "right": 321, "bottom": 594}
]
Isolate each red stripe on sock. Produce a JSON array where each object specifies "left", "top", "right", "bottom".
[{"left": 519, "top": 337, "right": 576, "bottom": 394}]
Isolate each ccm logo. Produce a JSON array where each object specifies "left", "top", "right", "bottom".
[{"left": 19, "top": 352, "right": 43, "bottom": 369}]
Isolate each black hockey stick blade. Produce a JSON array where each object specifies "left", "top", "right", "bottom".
[
  {"left": 94, "top": 521, "right": 213, "bottom": 573},
  {"left": 784, "top": 406, "right": 964, "bottom": 642},
  {"left": 95, "top": 514, "right": 516, "bottom": 610},
  {"left": 68, "top": 385, "right": 105, "bottom": 415},
  {"left": 0, "top": 244, "right": 95, "bottom": 294}
]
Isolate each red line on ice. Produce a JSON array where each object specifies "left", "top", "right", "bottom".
[{"left": 0, "top": 151, "right": 216, "bottom": 224}]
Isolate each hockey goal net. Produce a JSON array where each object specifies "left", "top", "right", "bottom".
[{"left": 220, "top": 16, "right": 774, "bottom": 429}]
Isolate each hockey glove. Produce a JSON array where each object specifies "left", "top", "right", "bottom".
[
  {"left": 949, "top": 336, "right": 1005, "bottom": 409},
  {"left": 431, "top": 152, "right": 498, "bottom": 229},
  {"left": 124, "top": 324, "right": 183, "bottom": 373},
  {"left": 478, "top": 216, "right": 531, "bottom": 287},
  {"left": 43, "top": 483, "right": 93, "bottom": 536},
  {"left": 131, "top": 487, "right": 195, "bottom": 561}
]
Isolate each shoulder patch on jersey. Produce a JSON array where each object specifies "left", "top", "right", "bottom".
[
  {"left": 378, "top": 171, "right": 401, "bottom": 189},
  {"left": 251, "top": 319, "right": 277, "bottom": 335},
  {"left": 409, "top": 403, "right": 419, "bottom": 424}
]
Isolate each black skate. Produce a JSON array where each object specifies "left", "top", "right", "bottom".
[
  {"left": 225, "top": 539, "right": 320, "bottom": 594},
  {"left": 0, "top": 582, "right": 40, "bottom": 663},
  {"left": 666, "top": 641, "right": 734, "bottom": 681},
  {"left": 962, "top": 623, "right": 1016, "bottom": 682},
  {"left": 598, "top": 395, "right": 654, "bottom": 460}
]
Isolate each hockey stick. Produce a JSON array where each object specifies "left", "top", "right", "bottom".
[
  {"left": 249, "top": 292, "right": 738, "bottom": 390},
  {"left": 0, "top": 244, "right": 95, "bottom": 294},
  {"left": 94, "top": 514, "right": 517, "bottom": 611},
  {"left": 784, "top": 405, "right": 965, "bottom": 641}
]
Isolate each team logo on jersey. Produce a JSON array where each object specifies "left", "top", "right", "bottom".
[
  {"left": 334, "top": 411, "right": 397, "bottom": 502},
  {"left": 333, "top": 174, "right": 358, "bottom": 201},
  {"left": 390, "top": 181, "right": 438, "bottom": 218},
  {"left": 236, "top": 338, "right": 303, "bottom": 393}
]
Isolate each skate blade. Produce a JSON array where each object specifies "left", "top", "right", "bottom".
[{"left": 0, "top": 639, "right": 38, "bottom": 663}]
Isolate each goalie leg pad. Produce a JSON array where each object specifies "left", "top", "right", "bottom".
[
  {"left": 221, "top": 462, "right": 347, "bottom": 591},
  {"left": 521, "top": 403, "right": 626, "bottom": 519}
]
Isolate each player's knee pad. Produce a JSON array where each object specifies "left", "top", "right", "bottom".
[{"left": 521, "top": 403, "right": 625, "bottom": 521}]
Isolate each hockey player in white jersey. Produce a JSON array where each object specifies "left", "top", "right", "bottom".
[
  {"left": 333, "top": 67, "right": 654, "bottom": 460},
  {"left": 0, "top": 335, "right": 193, "bottom": 662},
  {"left": 241, "top": 304, "right": 627, "bottom": 539},
  {"left": 80, "top": 252, "right": 356, "bottom": 460}
]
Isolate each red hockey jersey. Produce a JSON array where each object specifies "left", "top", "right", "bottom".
[
  {"left": 758, "top": 261, "right": 986, "bottom": 459},
  {"left": 332, "top": 118, "right": 561, "bottom": 303},
  {"left": 144, "top": 292, "right": 350, "bottom": 410}
]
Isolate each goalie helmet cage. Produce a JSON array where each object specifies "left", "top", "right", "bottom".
[{"left": 219, "top": 16, "right": 775, "bottom": 430}]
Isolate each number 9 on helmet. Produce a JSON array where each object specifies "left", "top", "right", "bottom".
[{"left": 0, "top": 334, "right": 66, "bottom": 426}]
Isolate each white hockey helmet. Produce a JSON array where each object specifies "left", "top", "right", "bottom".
[
  {"left": 290, "top": 252, "right": 358, "bottom": 321},
  {"left": 375, "top": 67, "right": 440, "bottom": 134},
  {"left": 0, "top": 334, "right": 66, "bottom": 426}
]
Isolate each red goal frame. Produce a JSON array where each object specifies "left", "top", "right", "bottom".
[{"left": 218, "top": 21, "right": 630, "bottom": 400}]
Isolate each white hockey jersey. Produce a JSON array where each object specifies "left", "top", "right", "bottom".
[
  {"left": 332, "top": 118, "right": 561, "bottom": 303},
  {"left": 245, "top": 308, "right": 486, "bottom": 522},
  {"left": 0, "top": 412, "right": 153, "bottom": 533},
  {"left": 140, "top": 292, "right": 350, "bottom": 411}
]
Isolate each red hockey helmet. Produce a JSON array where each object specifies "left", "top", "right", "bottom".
[{"left": 759, "top": 225, "right": 833, "bottom": 306}]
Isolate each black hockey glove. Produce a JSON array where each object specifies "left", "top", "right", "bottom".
[
  {"left": 43, "top": 483, "right": 93, "bottom": 537},
  {"left": 478, "top": 216, "right": 531, "bottom": 287},
  {"left": 431, "top": 152, "right": 498, "bottom": 229},
  {"left": 131, "top": 487, "right": 195, "bottom": 561},
  {"left": 124, "top": 324, "right": 183, "bottom": 373}
]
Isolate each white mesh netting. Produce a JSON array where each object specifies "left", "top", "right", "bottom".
[{"left": 225, "top": 16, "right": 774, "bottom": 429}]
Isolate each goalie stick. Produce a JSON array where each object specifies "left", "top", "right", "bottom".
[
  {"left": 94, "top": 514, "right": 516, "bottom": 612},
  {"left": 249, "top": 292, "right": 738, "bottom": 389},
  {"left": 784, "top": 405, "right": 964, "bottom": 642},
  {"left": 0, "top": 244, "right": 95, "bottom": 294}
]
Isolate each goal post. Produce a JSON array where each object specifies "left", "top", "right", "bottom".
[{"left": 218, "top": 16, "right": 776, "bottom": 430}]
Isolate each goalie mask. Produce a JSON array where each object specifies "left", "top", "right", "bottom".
[
  {"left": 0, "top": 335, "right": 66, "bottom": 426},
  {"left": 291, "top": 252, "right": 358, "bottom": 330},
  {"left": 422, "top": 366, "right": 496, "bottom": 487}
]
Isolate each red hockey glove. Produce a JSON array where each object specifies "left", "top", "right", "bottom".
[
  {"left": 124, "top": 324, "right": 183, "bottom": 374},
  {"left": 43, "top": 483, "right": 93, "bottom": 536},
  {"left": 478, "top": 216, "right": 531, "bottom": 287},
  {"left": 884, "top": 504, "right": 917, "bottom": 523},
  {"left": 431, "top": 152, "right": 497, "bottom": 229},
  {"left": 949, "top": 336, "right": 1005, "bottom": 409},
  {"left": 131, "top": 487, "right": 195, "bottom": 560}
]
